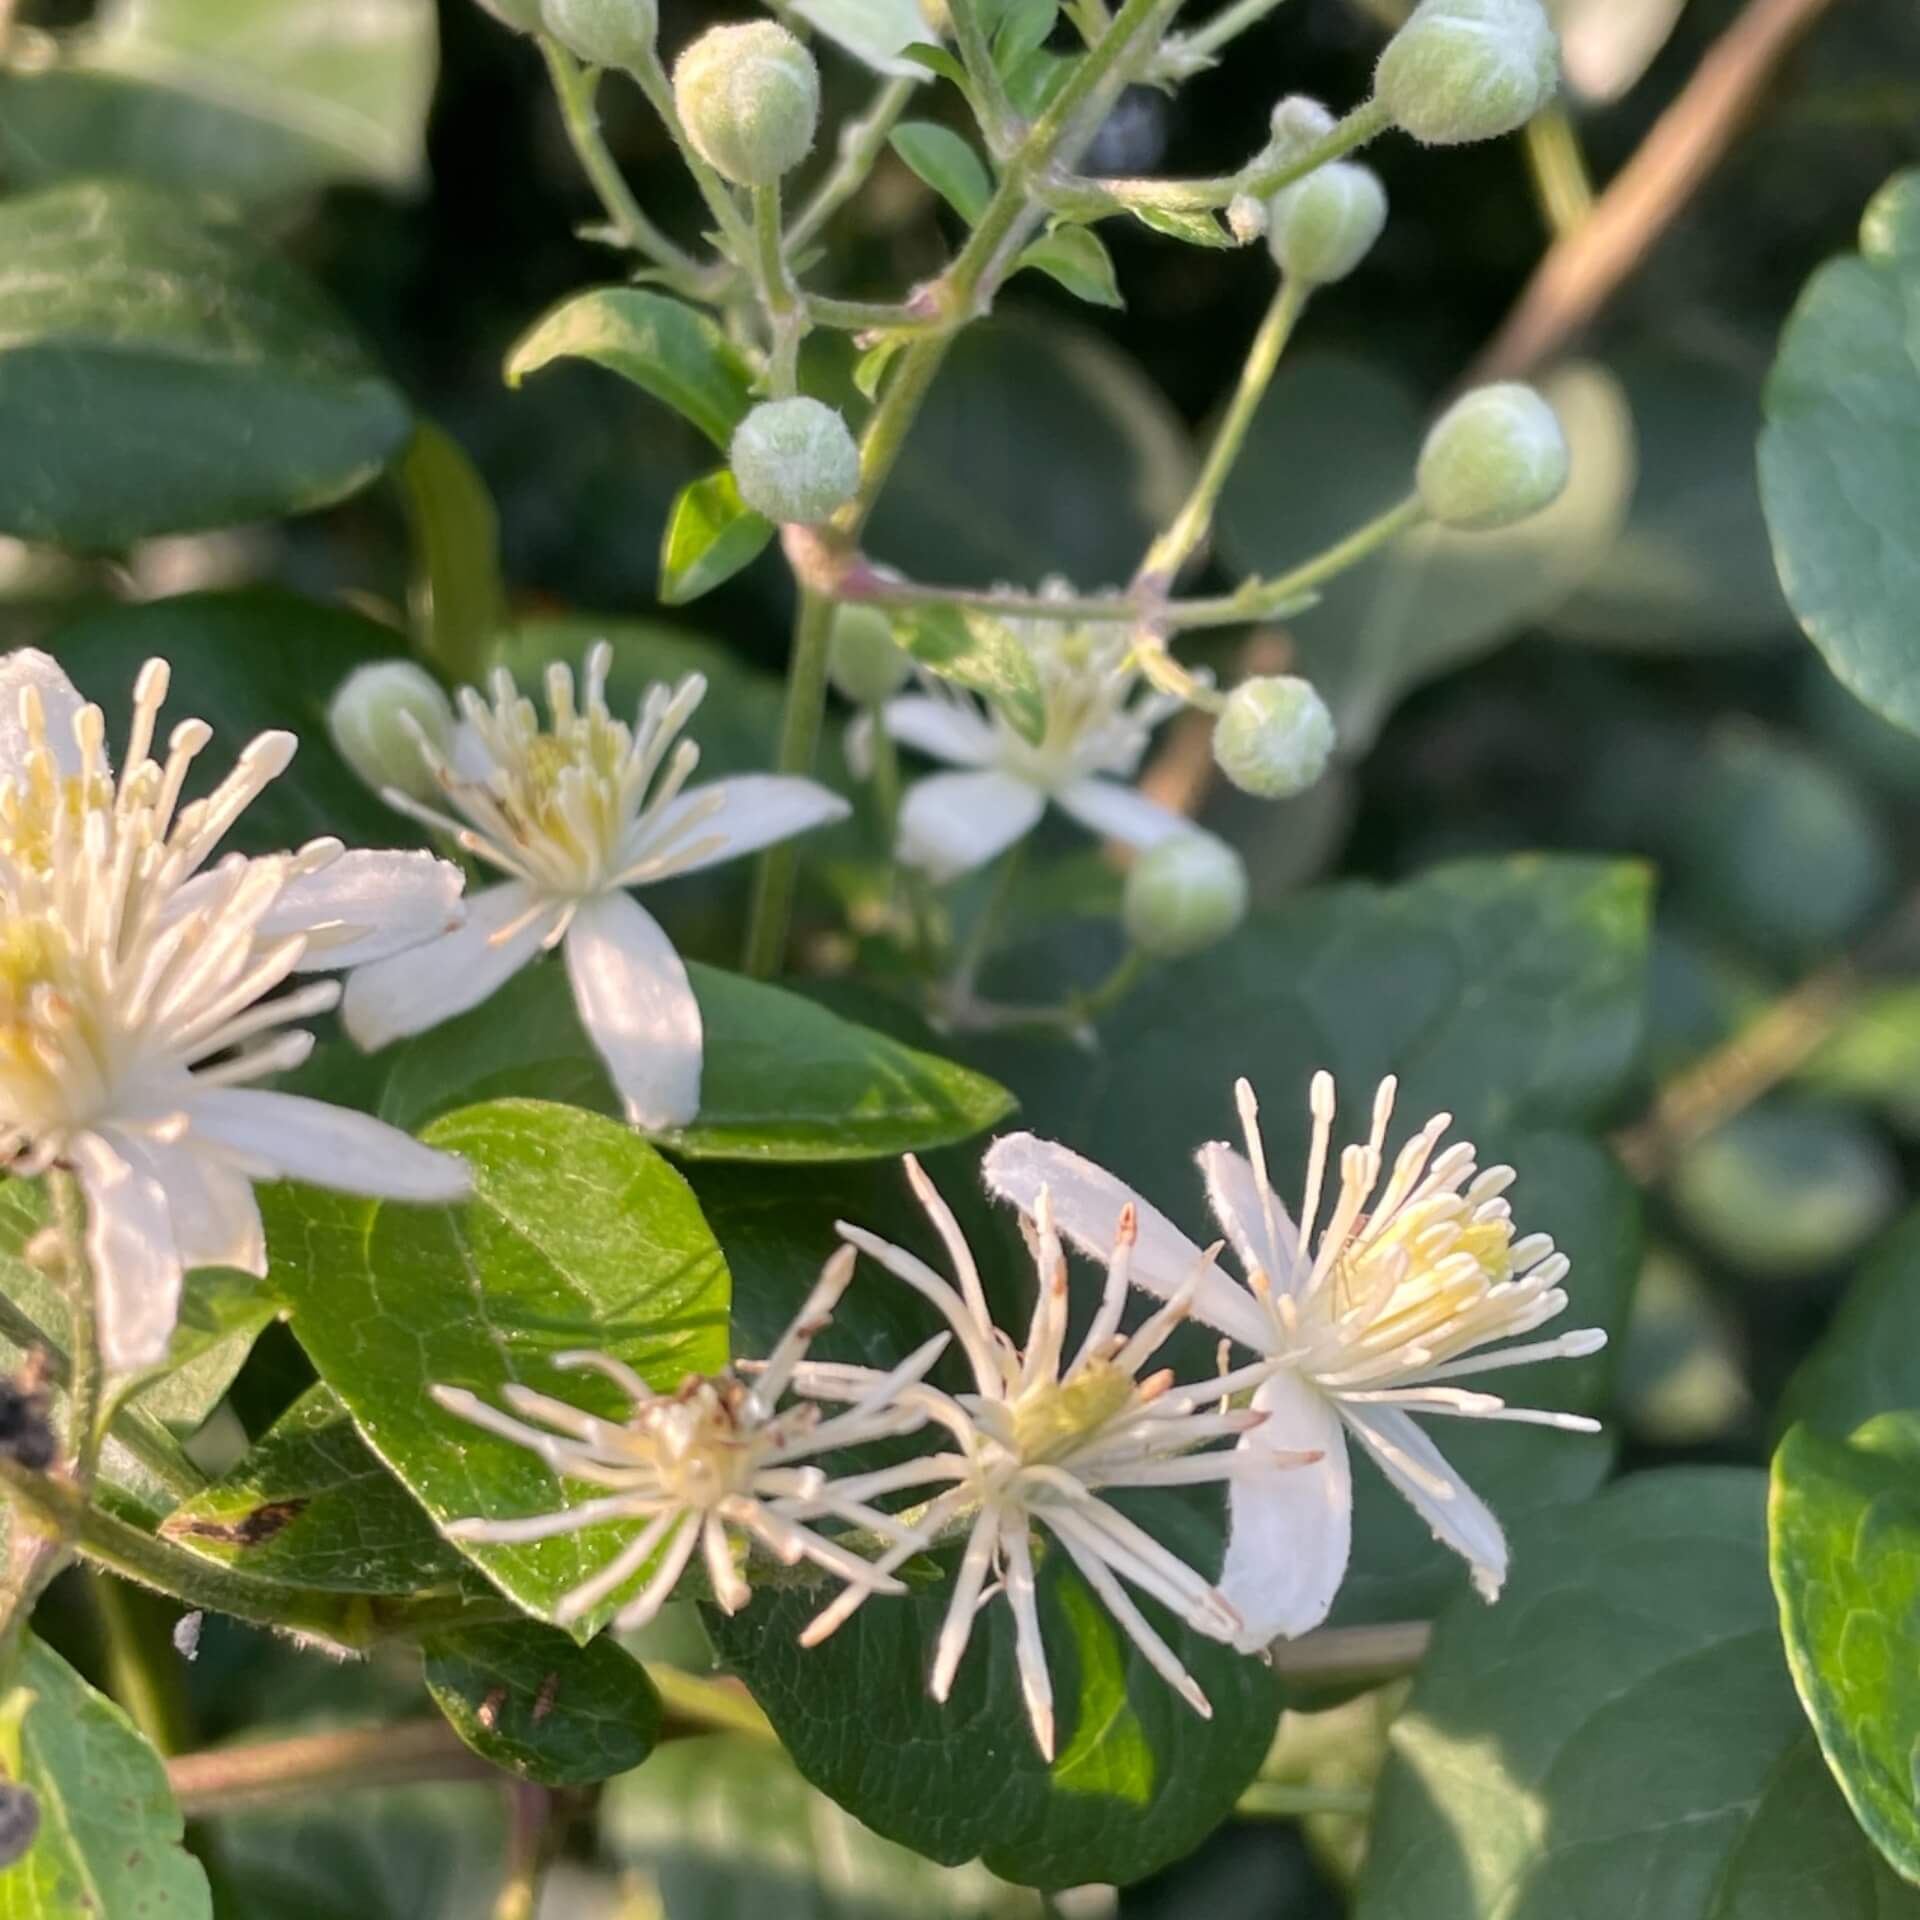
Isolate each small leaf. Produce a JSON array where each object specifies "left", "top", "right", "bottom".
[
  {"left": 855, "top": 333, "right": 908, "bottom": 400},
  {"left": 892, "top": 603, "right": 1047, "bottom": 745},
  {"left": 788, "top": 0, "right": 936, "bottom": 76},
  {"left": 1771, "top": 1414, "right": 1920, "bottom": 1888},
  {"left": 268, "top": 1099, "right": 730, "bottom": 1633},
  {"left": 900, "top": 42, "right": 975, "bottom": 91},
  {"left": 506, "top": 288, "right": 758, "bottom": 449},
  {"left": 889, "top": 121, "right": 993, "bottom": 223},
  {"left": 1130, "top": 204, "right": 1234, "bottom": 248},
  {"left": 660, "top": 470, "right": 776, "bottom": 605},
  {"left": 423, "top": 1620, "right": 661, "bottom": 1786},
  {"left": 991, "top": 0, "right": 1058, "bottom": 76},
  {"left": 0, "top": 180, "right": 410, "bottom": 546},
  {"left": 1012, "top": 225, "right": 1124, "bottom": 309},
  {"left": 400, "top": 420, "right": 506, "bottom": 684},
  {"left": 0, "top": 1638, "right": 211, "bottom": 1919}
]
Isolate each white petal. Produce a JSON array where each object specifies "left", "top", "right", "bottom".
[
  {"left": 1220, "top": 1369, "right": 1352, "bottom": 1648},
  {"left": 564, "top": 891, "right": 702, "bottom": 1130},
  {"left": 0, "top": 648, "right": 85, "bottom": 779},
  {"left": 185, "top": 1089, "right": 472, "bottom": 1204},
  {"left": 637, "top": 776, "right": 849, "bottom": 878},
  {"left": 70, "top": 1131, "right": 182, "bottom": 1375},
  {"left": 1341, "top": 1402, "right": 1507, "bottom": 1600},
  {"left": 1055, "top": 777, "right": 1190, "bottom": 852},
  {"left": 340, "top": 880, "right": 557, "bottom": 1050},
  {"left": 115, "top": 1131, "right": 266, "bottom": 1277},
  {"left": 1197, "top": 1143, "right": 1298, "bottom": 1292},
  {"left": 881, "top": 695, "right": 997, "bottom": 768},
  {"left": 450, "top": 720, "right": 497, "bottom": 782},
  {"left": 897, "top": 769, "right": 1044, "bottom": 882},
  {"left": 269, "top": 851, "right": 467, "bottom": 970},
  {"left": 980, "top": 1133, "right": 1274, "bottom": 1353}
]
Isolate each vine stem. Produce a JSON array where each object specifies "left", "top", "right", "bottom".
[
  {"left": 752, "top": 181, "right": 804, "bottom": 396},
  {"left": 788, "top": 74, "right": 918, "bottom": 251}
]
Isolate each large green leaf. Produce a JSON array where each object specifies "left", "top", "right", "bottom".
[
  {"left": 1357, "top": 1470, "right": 1920, "bottom": 1920},
  {"left": 422, "top": 1619, "right": 660, "bottom": 1785},
  {"left": 268, "top": 1099, "right": 730, "bottom": 1633},
  {"left": 602, "top": 1733, "right": 1041, "bottom": 1917},
  {"left": 358, "top": 958, "right": 1016, "bottom": 1163},
  {"left": 1772, "top": 1414, "right": 1920, "bottom": 1888},
  {"left": 1760, "top": 171, "right": 1920, "bottom": 737},
  {"left": 0, "top": 0, "right": 436, "bottom": 203},
  {"left": 0, "top": 181, "right": 410, "bottom": 546},
  {"left": 0, "top": 1638, "right": 210, "bottom": 1919},
  {"left": 1782, "top": 1209, "right": 1920, "bottom": 1439}
]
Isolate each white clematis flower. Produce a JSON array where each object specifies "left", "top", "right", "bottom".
[
  {"left": 789, "top": 1157, "right": 1314, "bottom": 1759},
  {"left": 0, "top": 649, "right": 471, "bottom": 1375},
  {"left": 342, "top": 644, "right": 849, "bottom": 1130},
  {"left": 983, "top": 1073, "right": 1607, "bottom": 1650},
  {"left": 876, "top": 593, "right": 1191, "bottom": 882},
  {"left": 431, "top": 1247, "right": 949, "bottom": 1632}
]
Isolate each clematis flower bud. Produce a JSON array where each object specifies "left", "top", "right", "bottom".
[
  {"left": 1269, "top": 94, "right": 1337, "bottom": 155},
  {"left": 1374, "top": 0, "right": 1560, "bottom": 146},
  {"left": 1124, "top": 832, "right": 1249, "bottom": 957},
  {"left": 540, "top": 0, "right": 655, "bottom": 68},
  {"left": 731, "top": 398, "right": 861, "bottom": 526},
  {"left": 673, "top": 22, "right": 820, "bottom": 186},
  {"left": 828, "top": 605, "right": 913, "bottom": 706},
  {"left": 328, "top": 660, "right": 456, "bottom": 805},
  {"left": 1417, "top": 382, "right": 1569, "bottom": 531},
  {"left": 1266, "top": 162, "right": 1387, "bottom": 284},
  {"left": 1227, "top": 194, "right": 1268, "bottom": 245},
  {"left": 1211, "top": 675, "right": 1335, "bottom": 799}
]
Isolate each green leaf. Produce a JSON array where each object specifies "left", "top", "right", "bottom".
[
  {"left": 1012, "top": 225, "right": 1124, "bottom": 309},
  {"left": 889, "top": 121, "right": 993, "bottom": 223},
  {"left": 900, "top": 43, "right": 974, "bottom": 92},
  {"left": 601, "top": 1732, "right": 1042, "bottom": 1917},
  {"left": 161, "top": 1384, "right": 475, "bottom": 1595},
  {"left": 423, "top": 1619, "right": 660, "bottom": 1785},
  {"left": 1356, "top": 1470, "right": 1920, "bottom": 1920},
  {"left": 269, "top": 1098, "right": 730, "bottom": 1632},
  {"left": 1760, "top": 171, "right": 1920, "bottom": 736},
  {"left": 50, "top": 589, "right": 425, "bottom": 856},
  {"left": 660, "top": 469, "right": 776, "bottom": 605},
  {"left": 1129, "top": 204, "right": 1234, "bottom": 249},
  {"left": 891, "top": 603, "right": 1047, "bottom": 744},
  {"left": 991, "top": 0, "right": 1057, "bottom": 76},
  {"left": 1772, "top": 1415, "right": 1920, "bottom": 1888},
  {"left": 855, "top": 333, "right": 908, "bottom": 400},
  {"left": 1783, "top": 1208, "right": 1920, "bottom": 1441},
  {"left": 0, "top": 0, "right": 436, "bottom": 202},
  {"left": 400, "top": 421, "right": 506, "bottom": 685},
  {"left": 506, "top": 289, "right": 758, "bottom": 450},
  {"left": 357, "top": 959, "right": 1015, "bottom": 1162},
  {"left": 789, "top": 0, "right": 937, "bottom": 76},
  {"left": 0, "top": 1638, "right": 210, "bottom": 1919},
  {"left": 0, "top": 180, "right": 410, "bottom": 546}
]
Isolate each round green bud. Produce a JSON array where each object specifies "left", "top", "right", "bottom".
[
  {"left": 469, "top": 0, "right": 544, "bottom": 32},
  {"left": 1266, "top": 162, "right": 1387, "bottom": 284},
  {"left": 1211, "top": 675, "right": 1335, "bottom": 800},
  {"left": 828, "top": 605, "right": 912, "bottom": 706},
  {"left": 1375, "top": 0, "right": 1559, "bottom": 145},
  {"left": 327, "top": 660, "right": 455, "bottom": 805},
  {"left": 1124, "top": 833, "right": 1249, "bottom": 958},
  {"left": 1417, "top": 381, "right": 1570, "bottom": 531},
  {"left": 673, "top": 22, "right": 819, "bottom": 187},
  {"left": 731, "top": 397, "right": 860, "bottom": 525},
  {"left": 1268, "top": 94, "right": 1337, "bottom": 155},
  {"left": 540, "top": 0, "right": 655, "bottom": 68}
]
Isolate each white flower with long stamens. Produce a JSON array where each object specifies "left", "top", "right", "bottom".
[
  {"left": 873, "top": 591, "right": 1192, "bottom": 883},
  {"left": 0, "top": 649, "right": 471, "bottom": 1375},
  {"left": 788, "top": 1157, "right": 1314, "bottom": 1760},
  {"left": 431, "top": 1247, "right": 948, "bottom": 1632},
  {"left": 983, "top": 1073, "right": 1607, "bottom": 1650},
  {"left": 341, "top": 644, "right": 849, "bottom": 1130}
]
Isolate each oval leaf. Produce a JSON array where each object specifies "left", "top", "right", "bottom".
[
  {"left": 660, "top": 469, "right": 775, "bottom": 605},
  {"left": 890, "top": 121, "right": 993, "bottom": 223},
  {"left": 1012, "top": 225, "right": 1124, "bottom": 309},
  {"left": 0, "top": 180, "right": 410, "bottom": 546}
]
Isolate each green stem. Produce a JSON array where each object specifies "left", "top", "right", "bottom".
[
  {"left": 805, "top": 294, "right": 935, "bottom": 332},
  {"left": 538, "top": 38, "right": 700, "bottom": 274},
  {"left": 949, "top": 0, "right": 1021, "bottom": 151},
  {"left": 626, "top": 46, "right": 756, "bottom": 263},
  {"left": 1071, "top": 945, "right": 1147, "bottom": 1022},
  {"left": 167, "top": 1718, "right": 498, "bottom": 1818},
  {"left": 789, "top": 74, "right": 919, "bottom": 251},
  {"left": 87, "top": 1570, "right": 194, "bottom": 1755},
  {"left": 1139, "top": 274, "right": 1309, "bottom": 587},
  {"left": 1229, "top": 492, "right": 1425, "bottom": 616},
  {"left": 753, "top": 181, "right": 805, "bottom": 395},
  {"left": 1174, "top": 0, "right": 1292, "bottom": 62},
  {"left": 1523, "top": 104, "right": 1596, "bottom": 239}
]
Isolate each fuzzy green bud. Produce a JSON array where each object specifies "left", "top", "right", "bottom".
[
  {"left": 731, "top": 397, "right": 860, "bottom": 525},
  {"left": 1375, "top": 0, "right": 1560, "bottom": 145},
  {"left": 673, "top": 22, "right": 819, "bottom": 186},
  {"left": 1211, "top": 675, "right": 1335, "bottom": 800},
  {"left": 1268, "top": 94, "right": 1337, "bottom": 155},
  {"left": 1267, "top": 162, "right": 1387, "bottom": 284},
  {"left": 540, "top": 0, "right": 655, "bottom": 68},
  {"left": 1417, "top": 382, "right": 1569, "bottom": 531},
  {"left": 328, "top": 660, "right": 455, "bottom": 805},
  {"left": 1124, "top": 833, "right": 1249, "bottom": 958},
  {"left": 828, "top": 605, "right": 912, "bottom": 705}
]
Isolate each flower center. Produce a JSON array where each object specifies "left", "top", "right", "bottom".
[
  {"left": 1009, "top": 1359, "right": 1138, "bottom": 1465},
  {"left": 0, "top": 916, "right": 104, "bottom": 1144},
  {"left": 619, "top": 1378, "right": 758, "bottom": 1508}
]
